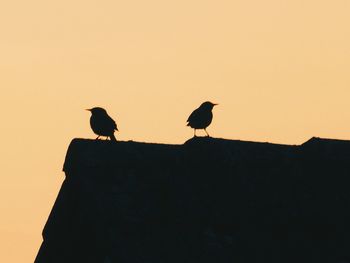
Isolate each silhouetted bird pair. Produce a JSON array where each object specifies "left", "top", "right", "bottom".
[{"left": 87, "top": 101, "right": 217, "bottom": 141}]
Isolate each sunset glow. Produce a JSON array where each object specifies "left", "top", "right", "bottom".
[{"left": 1, "top": 0, "right": 350, "bottom": 261}]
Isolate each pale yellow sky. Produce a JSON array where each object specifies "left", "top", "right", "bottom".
[{"left": 1, "top": 0, "right": 350, "bottom": 261}]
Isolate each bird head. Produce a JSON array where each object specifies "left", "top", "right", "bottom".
[
  {"left": 200, "top": 101, "right": 218, "bottom": 110},
  {"left": 86, "top": 107, "right": 107, "bottom": 115}
]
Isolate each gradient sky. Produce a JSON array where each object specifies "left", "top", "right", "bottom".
[{"left": 1, "top": 0, "right": 350, "bottom": 261}]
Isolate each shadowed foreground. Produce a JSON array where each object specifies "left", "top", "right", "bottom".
[{"left": 35, "top": 137, "right": 350, "bottom": 263}]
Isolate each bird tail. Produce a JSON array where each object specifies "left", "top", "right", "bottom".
[{"left": 110, "top": 134, "right": 117, "bottom": 142}]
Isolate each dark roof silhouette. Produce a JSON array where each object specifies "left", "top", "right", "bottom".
[{"left": 35, "top": 137, "right": 350, "bottom": 263}]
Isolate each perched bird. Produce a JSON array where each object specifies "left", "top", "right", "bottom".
[
  {"left": 86, "top": 107, "right": 118, "bottom": 141},
  {"left": 187, "top": 101, "right": 218, "bottom": 137}
]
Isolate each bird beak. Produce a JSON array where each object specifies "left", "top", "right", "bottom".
[
  {"left": 86, "top": 109, "right": 91, "bottom": 111},
  {"left": 213, "top": 103, "right": 218, "bottom": 106}
]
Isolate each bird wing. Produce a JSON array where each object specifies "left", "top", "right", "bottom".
[
  {"left": 108, "top": 116, "right": 118, "bottom": 131},
  {"left": 100, "top": 114, "right": 118, "bottom": 131},
  {"left": 187, "top": 108, "right": 199, "bottom": 124}
]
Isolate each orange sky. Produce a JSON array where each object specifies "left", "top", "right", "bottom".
[{"left": 1, "top": 0, "right": 350, "bottom": 261}]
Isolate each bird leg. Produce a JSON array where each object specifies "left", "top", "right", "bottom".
[
  {"left": 95, "top": 136, "right": 100, "bottom": 140},
  {"left": 204, "top": 129, "right": 210, "bottom": 137}
]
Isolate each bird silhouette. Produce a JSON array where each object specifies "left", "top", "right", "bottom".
[
  {"left": 187, "top": 101, "right": 218, "bottom": 137},
  {"left": 86, "top": 107, "right": 118, "bottom": 141}
]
